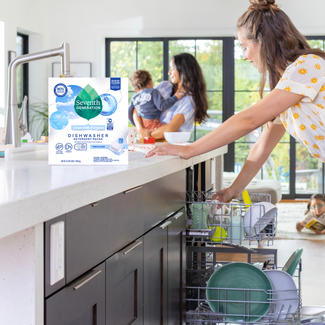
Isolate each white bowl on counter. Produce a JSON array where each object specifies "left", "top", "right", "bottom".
[{"left": 164, "top": 131, "right": 191, "bottom": 144}]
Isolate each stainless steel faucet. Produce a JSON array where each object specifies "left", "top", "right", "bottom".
[{"left": 5, "top": 42, "right": 70, "bottom": 147}]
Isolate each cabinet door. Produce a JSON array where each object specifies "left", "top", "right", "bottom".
[
  {"left": 167, "top": 209, "right": 186, "bottom": 325},
  {"left": 66, "top": 170, "right": 185, "bottom": 283},
  {"left": 143, "top": 222, "right": 168, "bottom": 325},
  {"left": 106, "top": 239, "right": 144, "bottom": 325},
  {"left": 45, "top": 263, "right": 105, "bottom": 325}
]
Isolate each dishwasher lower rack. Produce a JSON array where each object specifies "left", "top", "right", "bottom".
[
  {"left": 186, "top": 191, "right": 277, "bottom": 246},
  {"left": 185, "top": 243, "right": 302, "bottom": 324}
]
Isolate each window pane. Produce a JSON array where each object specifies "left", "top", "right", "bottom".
[
  {"left": 270, "top": 143, "right": 290, "bottom": 194},
  {"left": 110, "top": 41, "right": 136, "bottom": 90},
  {"left": 207, "top": 91, "right": 222, "bottom": 116},
  {"left": 169, "top": 40, "right": 195, "bottom": 59},
  {"left": 138, "top": 41, "right": 163, "bottom": 85},
  {"left": 199, "top": 91, "right": 222, "bottom": 135},
  {"left": 296, "top": 143, "right": 322, "bottom": 194},
  {"left": 196, "top": 40, "right": 223, "bottom": 90},
  {"left": 235, "top": 91, "right": 260, "bottom": 112},
  {"left": 194, "top": 127, "right": 210, "bottom": 141},
  {"left": 307, "top": 39, "right": 325, "bottom": 50},
  {"left": 234, "top": 132, "right": 290, "bottom": 191},
  {"left": 234, "top": 142, "right": 250, "bottom": 173}
]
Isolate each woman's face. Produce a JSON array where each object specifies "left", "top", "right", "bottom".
[
  {"left": 310, "top": 199, "right": 325, "bottom": 217},
  {"left": 168, "top": 60, "right": 180, "bottom": 84},
  {"left": 237, "top": 28, "right": 261, "bottom": 72}
]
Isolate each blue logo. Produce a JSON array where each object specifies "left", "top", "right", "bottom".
[
  {"left": 65, "top": 143, "right": 73, "bottom": 152},
  {"left": 110, "top": 78, "right": 121, "bottom": 91},
  {"left": 54, "top": 83, "right": 68, "bottom": 97},
  {"left": 100, "top": 94, "right": 117, "bottom": 116},
  {"left": 55, "top": 143, "right": 63, "bottom": 154},
  {"left": 106, "top": 118, "right": 114, "bottom": 130}
]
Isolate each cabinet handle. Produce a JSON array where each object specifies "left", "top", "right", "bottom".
[
  {"left": 123, "top": 185, "right": 143, "bottom": 194},
  {"left": 122, "top": 241, "right": 142, "bottom": 256},
  {"left": 174, "top": 211, "right": 184, "bottom": 220},
  {"left": 90, "top": 202, "right": 99, "bottom": 207},
  {"left": 72, "top": 269, "right": 102, "bottom": 290},
  {"left": 160, "top": 220, "right": 172, "bottom": 229}
]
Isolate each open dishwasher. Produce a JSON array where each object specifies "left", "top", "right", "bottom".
[{"left": 184, "top": 191, "right": 302, "bottom": 324}]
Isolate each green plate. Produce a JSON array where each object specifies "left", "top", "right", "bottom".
[
  {"left": 282, "top": 248, "right": 303, "bottom": 276},
  {"left": 206, "top": 262, "right": 271, "bottom": 322}
]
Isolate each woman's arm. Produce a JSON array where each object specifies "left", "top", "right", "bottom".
[
  {"left": 147, "top": 88, "right": 302, "bottom": 158},
  {"left": 187, "top": 89, "right": 302, "bottom": 157},
  {"left": 215, "top": 121, "right": 286, "bottom": 202},
  {"left": 150, "top": 114, "right": 185, "bottom": 139}
]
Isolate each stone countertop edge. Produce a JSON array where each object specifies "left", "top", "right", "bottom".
[{"left": 0, "top": 146, "right": 227, "bottom": 239}]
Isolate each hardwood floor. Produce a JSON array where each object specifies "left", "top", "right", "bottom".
[{"left": 273, "top": 238, "right": 325, "bottom": 306}]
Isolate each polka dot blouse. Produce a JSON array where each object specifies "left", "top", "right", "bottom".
[{"left": 275, "top": 54, "right": 325, "bottom": 162}]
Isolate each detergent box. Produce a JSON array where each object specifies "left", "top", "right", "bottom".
[{"left": 48, "top": 78, "right": 128, "bottom": 165}]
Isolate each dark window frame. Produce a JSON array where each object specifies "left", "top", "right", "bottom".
[{"left": 17, "top": 33, "right": 29, "bottom": 106}]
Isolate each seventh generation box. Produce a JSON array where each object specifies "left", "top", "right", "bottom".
[{"left": 48, "top": 78, "right": 128, "bottom": 165}]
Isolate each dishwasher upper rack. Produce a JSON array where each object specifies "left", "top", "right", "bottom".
[
  {"left": 186, "top": 191, "right": 277, "bottom": 246},
  {"left": 185, "top": 244, "right": 302, "bottom": 324}
]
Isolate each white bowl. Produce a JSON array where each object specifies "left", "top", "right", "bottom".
[{"left": 164, "top": 131, "right": 191, "bottom": 144}]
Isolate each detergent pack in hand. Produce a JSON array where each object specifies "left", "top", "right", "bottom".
[{"left": 48, "top": 78, "right": 128, "bottom": 165}]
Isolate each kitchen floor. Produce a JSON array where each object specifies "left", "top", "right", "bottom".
[
  {"left": 273, "top": 238, "right": 325, "bottom": 306},
  {"left": 274, "top": 202, "right": 325, "bottom": 307}
]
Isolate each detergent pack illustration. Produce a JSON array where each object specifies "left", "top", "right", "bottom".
[{"left": 48, "top": 78, "right": 128, "bottom": 165}]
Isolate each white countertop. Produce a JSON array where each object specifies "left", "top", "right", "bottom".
[{"left": 0, "top": 145, "right": 227, "bottom": 239}]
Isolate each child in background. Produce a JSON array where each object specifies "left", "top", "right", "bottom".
[
  {"left": 296, "top": 194, "right": 325, "bottom": 234},
  {"left": 129, "top": 70, "right": 185, "bottom": 132}
]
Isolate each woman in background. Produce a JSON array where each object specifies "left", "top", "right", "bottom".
[{"left": 129, "top": 53, "right": 209, "bottom": 140}]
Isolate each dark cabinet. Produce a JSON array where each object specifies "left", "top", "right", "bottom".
[
  {"left": 44, "top": 170, "right": 186, "bottom": 325},
  {"left": 45, "top": 262, "right": 105, "bottom": 325},
  {"left": 104, "top": 208, "right": 186, "bottom": 325},
  {"left": 106, "top": 239, "right": 144, "bottom": 325},
  {"left": 65, "top": 171, "right": 185, "bottom": 283},
  {"left": 143, "top": 221, "right": 168, "bottom": 324},
  {"left": 193, "top": 159, "right": 213, "bottom": 192},
  {"left": 167, "top": 209, "right": 186, "bottom": 324}
]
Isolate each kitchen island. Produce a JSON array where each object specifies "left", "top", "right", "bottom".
[{"left": 0, "top": 145, "right": 227, "bottom": 324}]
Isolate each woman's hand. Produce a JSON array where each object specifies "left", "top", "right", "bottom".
[
  {"left": 212, "top": 187, "right": 237, "bottom": 203},
  {"left": 145, "top": 143, "right": 191, "bottom": 158},
  {"left": 174, "top": 85, "right": 187, "bottom": 99}
]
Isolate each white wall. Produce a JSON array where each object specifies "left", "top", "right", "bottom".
[
  {"left": 1, "top": 0, "right": 325, "bottom": 128},
  {"left": 31, "top": 0, "right": 325, "bottom": 78}
]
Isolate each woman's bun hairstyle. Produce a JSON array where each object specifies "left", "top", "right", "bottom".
[{"left": 248, "top": 0, "right": 279, "bottom": 12}]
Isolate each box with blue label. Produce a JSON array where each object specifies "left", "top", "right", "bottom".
[{"left": 48, "top": 78, "right": 128, "bottom": 165}]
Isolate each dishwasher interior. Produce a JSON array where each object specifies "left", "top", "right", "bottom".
[{"left": 184, "top": 191, "right": 302, "bottom": 324}]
